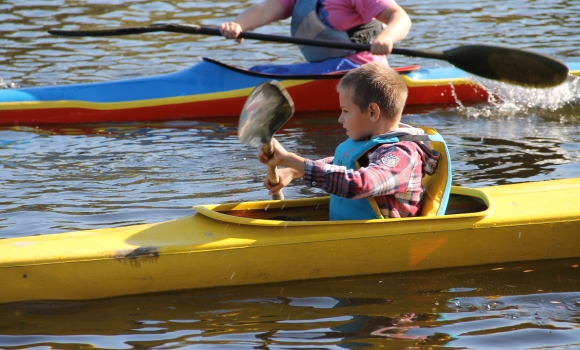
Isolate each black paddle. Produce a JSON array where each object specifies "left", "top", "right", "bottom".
[
  {"left": 48, "top": 23, "right": 569, "bottom": 88},
  {"left": 238, "top": 81, "right": 295, "bottom": 200}
]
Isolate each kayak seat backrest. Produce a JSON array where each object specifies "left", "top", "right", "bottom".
[{"left": 419, "top": 127, "right": 452, "bottom": 217}]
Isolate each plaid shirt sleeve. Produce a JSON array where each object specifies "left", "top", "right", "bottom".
[{"left": 303, "top": 143, "right": 417, "bottom": 199}]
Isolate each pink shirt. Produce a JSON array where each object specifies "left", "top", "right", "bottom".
[{"left": 278, "top": 0, "right": 395, "bottom": 64}]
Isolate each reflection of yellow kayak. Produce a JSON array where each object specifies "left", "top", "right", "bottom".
[{"left": 1, "top": 177, "right": 579, "bottom": 304}]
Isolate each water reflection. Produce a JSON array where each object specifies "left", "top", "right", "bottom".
[
  {"left": 1, "top": 259, "right": 579, "bottom": 349},
  {"left": 0, "top": 119, "right": 256, "bottom": 237},
  {"left": 457, "top": 136, "right": 567, "bottom": 185},
  {"left": 2, "top": 0, "right": 579, "bottom": 87}
]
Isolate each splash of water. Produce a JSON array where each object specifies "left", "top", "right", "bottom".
[
  {"left": 0, "top": 78, "right": 19, "bottom": 89},
  {"left": 458, "top": 75, "right": 580, "bottom": 122}
]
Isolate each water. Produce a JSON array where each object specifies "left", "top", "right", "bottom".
[{"left": 1, "top": 0, "right": 580, "bottom": 348}]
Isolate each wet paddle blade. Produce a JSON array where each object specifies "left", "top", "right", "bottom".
[
  {"left": 238, "top": 81, "right": 294, "bottom": 145},
  {"left": 443, "top": 45, "right": 569, "bottom": 88},
  {"left": 239, "top": 81, "right": 294, "bottom": 201}
]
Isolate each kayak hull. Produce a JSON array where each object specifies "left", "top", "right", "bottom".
[
  {"left": 3, "top": 59, "right": 578, "bottom": 126},
  {"left": 0, "top": 58, "right": 507, "bottom": 126},
  {"left": 1, "top": 177, "right": 579, "bottom": 304}
]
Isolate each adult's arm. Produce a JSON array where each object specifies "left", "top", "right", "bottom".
[
  {"left": 220, "top": 0, "right": 286, "bottom": 42},
  {"left": 371, "top": 2, "right": 412, "bottom": 55}
]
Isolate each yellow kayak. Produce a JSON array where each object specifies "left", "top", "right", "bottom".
[{"left": 1, "top": 177, "right": 580, "bottom": 304}]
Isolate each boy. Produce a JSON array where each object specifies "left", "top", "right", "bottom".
[{"left": 258, "top": 63, "right": 440, "bottom": 220}]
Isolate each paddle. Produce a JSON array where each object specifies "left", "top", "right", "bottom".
[
  {"left": 48, "top": 23, "right": 569, "bottom": 88},
  {"left": 238, "top": 81, "right": 295, "bottom": 200}
]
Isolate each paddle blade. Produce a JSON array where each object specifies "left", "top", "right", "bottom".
[
  {"left": 238, "top": 81, "right": 295, "bottom": 145},
  {"left": 444, "top": 45, "right": 569, "bottom": 88}
]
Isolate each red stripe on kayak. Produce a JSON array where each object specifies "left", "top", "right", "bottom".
[
  {"left": 0, "top": 80, "right": 489, "bottom": 126},
  {"left": 407, "top": 83, "right": 489, "bottom": 105},
  {"left": 0, "top": 97, "right": 248, "bottom": 126},
  {"left": 0, "top": 80, "right": 343, "bottom": 126}
]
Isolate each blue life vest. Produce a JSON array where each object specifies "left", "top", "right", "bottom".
[
  {"left": 329, "top": 133, "right": 448, "bottom": 221},
  {"left": 290, "top": 0, "right": 381, "bottom": 62}
]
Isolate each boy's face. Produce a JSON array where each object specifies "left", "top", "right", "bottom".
[{"left": 338, "top": 89, "right": 373, "bottom": 141}]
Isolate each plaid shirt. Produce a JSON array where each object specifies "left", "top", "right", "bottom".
[{"left": 303, "top": 141, "right": 429, "bottom": 218}]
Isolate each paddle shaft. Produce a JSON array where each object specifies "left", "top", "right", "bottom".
[
  {"left": 262, "top": 141, "right": 283, "bottom": 201},
  {"left": 48, "top": 24, "right": 434, "bottom": 59},
  {"left": 49, "top": 24, "right": 569, "bottom": 87}
]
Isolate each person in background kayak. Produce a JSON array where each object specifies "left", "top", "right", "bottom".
[
  {"left": 257, "top": 63, "right": 441, "bottom": 220},
  {"left": 220, "top": 0, "right": 411, "bottom": 66}
]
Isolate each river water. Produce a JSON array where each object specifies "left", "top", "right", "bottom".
[{"left": 1, "top": 0, "right": 580, "bottom": 348}]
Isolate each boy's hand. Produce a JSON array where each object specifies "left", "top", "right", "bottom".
[
  {"left": 263, "top": 168, "right": 298, "bottom": 196},
  {"left": 258, "top": 137, "right": 306, "bottom": 180},
  {"left": 258, "top": 138, "right": 289, "bottom": 167}
]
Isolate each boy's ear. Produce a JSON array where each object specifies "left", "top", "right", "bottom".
[{"left": 368, "top": 103, "right": 381, "bottom": 121}]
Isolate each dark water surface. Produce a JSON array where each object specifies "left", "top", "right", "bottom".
[{"left": 1, "top": 0, "right": 580, "bottom": 348}]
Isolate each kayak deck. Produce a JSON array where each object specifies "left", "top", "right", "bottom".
[
  {"left": 196, "top": 189, "right": 489, "bottom": 223},
  {"left": 1, "top": 178, "right": 579, "bottom": 304}
]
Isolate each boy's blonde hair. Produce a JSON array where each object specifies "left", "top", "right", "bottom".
[{"left": 337, "top": 63, "right": 408, "bottom": 121}]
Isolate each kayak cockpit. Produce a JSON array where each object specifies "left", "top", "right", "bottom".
[{"left": 193, "top": 186, "right": 493, "bottom": 226}]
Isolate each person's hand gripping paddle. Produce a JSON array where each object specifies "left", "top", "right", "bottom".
[{"left": 238, "top": 81, "right": 295, "bottom": 200}]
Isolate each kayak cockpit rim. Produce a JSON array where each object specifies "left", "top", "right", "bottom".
[
  {"left": 193, "top": 186, "right": 494, "bottom": 226},
  {"left": 201, "top": 57, "right": 420, "bottom": 80}
]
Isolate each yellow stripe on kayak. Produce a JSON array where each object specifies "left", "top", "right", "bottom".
[
  {"left": 399, "top": 75, "right": 476, "bottom": 88},
  {"left": 0, "top": 80, "right": 313, "bottom": 111},
  {"left": 401, "top": 69, "right": 580, "bottom": 86}
]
